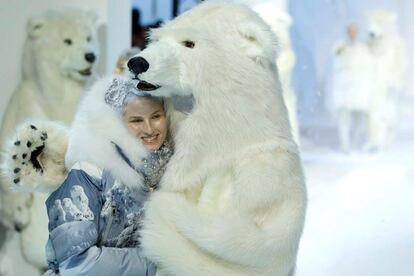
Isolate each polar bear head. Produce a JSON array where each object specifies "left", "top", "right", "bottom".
[
  {"left": 0, "top": 192, "right": 32, "bottom": 232},
  {"left": 367, "top": 10, "right": 399, "bottom": 41},
  {"left": 128, "top": 1, "right": 294, "bottom": 152},
  {"left": 128, "top": 0, "right": 279, "bottom": 99},
  {"left": 24, "top": 9, "right": 99, "bottom": 83}
]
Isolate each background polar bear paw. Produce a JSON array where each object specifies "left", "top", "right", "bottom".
[{"left": 1, "top": 120, "right": 69, "bottom": 193}]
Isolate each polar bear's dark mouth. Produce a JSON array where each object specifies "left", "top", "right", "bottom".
[
  {"left": 77, "top": 68, "right": 92, "bottom": 76},
  {"left": 30, "top": 144, "right": 45, "bottom": 173},
  {"left": 137, "top": 80, "right": 160, "bottom": 91}
]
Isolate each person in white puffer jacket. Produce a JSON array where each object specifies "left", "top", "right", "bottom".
[{"left": 327, "top": 23, "right": 376, "bottom": 152}]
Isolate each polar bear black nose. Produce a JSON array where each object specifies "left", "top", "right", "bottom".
[
  {"left": 128, "top": 56, "right": 149, "bottom": 75},
  {"left": 85, "top": 52, "right": 96, "bottom": 63},
  {"left": 14, "top": 224, "right": 23, "bottom": 232}
]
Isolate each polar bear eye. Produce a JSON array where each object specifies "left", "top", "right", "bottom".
[
  {"left": 182, "top": 40, "right": 195, "bottom": 48},
  {"left": 64, "top": 38, "right": 72, "bottom": 45}
]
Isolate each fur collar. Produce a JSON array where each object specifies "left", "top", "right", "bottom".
[{"left": 65, "top": 76, "right": 149, "bottom": 188}]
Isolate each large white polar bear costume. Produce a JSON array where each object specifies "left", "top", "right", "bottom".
[
  {"left": 128, "top": 1, "right": 307, "bottom": 275},
  {"left": 0, "top": 9, "right": 99, "bottom": 273},
  {"left": 366, "top": 10, "right": 407, "bottom": 150}
]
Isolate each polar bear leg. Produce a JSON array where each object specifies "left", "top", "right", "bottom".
[
  {"left": 352, "top": 111, "right": 369, "bottom": 150},
  {"left": 338, "top": 109, "right": 352, "bottom": 152}
]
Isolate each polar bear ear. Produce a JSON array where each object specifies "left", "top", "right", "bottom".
[
  {"left": 237, "top": 22, "right": 278, "bottom": 65},
  {"left": 86, "top": 11, "right": 99, "bottom": 25},
  {"left": 27, "top": 16, "right": 46, "bottom": 39}
]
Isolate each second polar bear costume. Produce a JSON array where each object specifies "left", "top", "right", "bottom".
[
  {"left": 0, "top": 9, "right": 99, "bottom": 272},
  {"left": 250, "top": 0, "right": 300, "bottom": 144},
  {"left": 366, "top": 10, "right": 407, "bottom": 150},
  {"left": 128, "top": 1, "right": 307, "bottom": 275}
]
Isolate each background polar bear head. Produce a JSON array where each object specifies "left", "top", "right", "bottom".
[
  {"left": 129, "top": 0, "right": 279, "bottom": 98},
  {"left": 0, "top": 192, "right": 32, "bottom": 231},
  {"left": 367, "top": 10, "right": 399, "bottom": 41},
  {"left": 25, "top": 9, "right": 99, "bottom": 83}
]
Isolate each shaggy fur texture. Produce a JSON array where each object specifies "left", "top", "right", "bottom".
[
  {"left": 0, "top": 10, "right": 99, "bottom": 271},
  {"left": 131, "top": 1, "right": 307, "bottom": 275},
  {"left": 0, "top": 9, "right": 99, "bottom": 146},
  {"left": 0, "top": 121, "right": 68, "bottom": 270},
  {"left": 0, "top": 76, "right": 153, "bottom": 271},
  {"left": 252, "top": 2, "right": 300, "bottom": 144},
  {"left": 1, "top": 120, "right": 69, "bottom": 193},
  {"left": 65, "top": 76, "right": 149, "bottom": 188}
]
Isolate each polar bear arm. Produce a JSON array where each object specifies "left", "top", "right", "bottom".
[
  {"left": 1, "top": 120, "right": 69, "bottom": 193},
  {"left": 232, "top": 148, "right": 305, "bottom": 212},
  {"left": 152, "top": 149, "right": 306, "bottom": 268},
  {"left": 141, "top": 194, "right": 249, "bottom": 276}
]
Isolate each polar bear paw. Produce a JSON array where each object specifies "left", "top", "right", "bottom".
[{"left": 1, "top": 121, "right": 69, "bottom": 193}]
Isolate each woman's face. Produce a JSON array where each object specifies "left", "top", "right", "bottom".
[{"left": 123, "top": 97, "right": 167, "bottom": 150}]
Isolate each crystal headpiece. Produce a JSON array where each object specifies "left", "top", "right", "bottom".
[{"left": 104, "top": 76, "right": 150, "bottom": 110}]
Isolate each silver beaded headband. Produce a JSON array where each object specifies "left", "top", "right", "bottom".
[{"left": 104, "top": 76, "right": 151, "bottom": 110}]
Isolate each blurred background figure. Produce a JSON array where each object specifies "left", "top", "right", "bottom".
[
  {"left": 327, "top": 23, "right": 375, "bottom": 152},
  {"left": 366, "top": 10, "right": 408, "bottom": 151}
]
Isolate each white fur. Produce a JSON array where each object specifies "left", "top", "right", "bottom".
[
  {"left": 366, "top": 10, "right": 408, "bottom": 150},
  {"left": 0, "top": 9, "right": 99, "bottom": 271},
  {"left": 135, "top": 1, "right": 307, "bottom": 275},
  {"left": 252, "top": 2, "right": 300, "bottom": 144},
  {"left": 0, "top": 120, "right": 69, "bottom": 270},
  {"left": 0, "top": 252, "right": 14, "bottom": 276},
  {"left": 19, "top": 193, "right": 50, "bottom": 269},
  {"left": 0, "top": 9, "right": 99, "bottom": 145},
  {"left": 327, "top": 40, "right": 376, "bottom": 152},
  {"left": 1, "top": 120, "right": 69, "bottom": 193},
  {"left": 65, "top": 76, "right": 149, "bottom": 188}
]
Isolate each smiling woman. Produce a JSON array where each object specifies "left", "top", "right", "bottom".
[{"left": 123, "top": 96, "right": 167, "bottom": 151}]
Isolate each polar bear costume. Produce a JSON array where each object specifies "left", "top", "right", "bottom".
[
  {"left": 366, "top": 10, "right": 407, "bottom": 150},
  {"left": 128, "top": 1, "right": 307, "bottom": 275},
  {"left": 328, "top": 26, "right": 376, "bottom": 152},
  {"left": 0, "top": 121, "right": 69, "bottom": 273},
  {"left": 0, "top": 9, "right": 99, "bottom": 273},
  {"left": 250, "top": 1, "right": 300, "bottom": 144}
]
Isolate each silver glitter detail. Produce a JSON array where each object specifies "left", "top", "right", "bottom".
[
  {"left": 139, "top": 140, "right": 173, "bottom": 190},
  {"left": 104, "top": 76, "right": 149, "bottom": 110}
]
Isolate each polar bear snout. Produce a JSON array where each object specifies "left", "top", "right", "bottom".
[
  {"left": 128, "top": 56, "right": 149, "bottom": 75},
  {"left": 14, "top": 223, "right": 24, "bottom": 232},
  {"left": 84, "top": 52, "right": 96, "bottom": 63}
]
